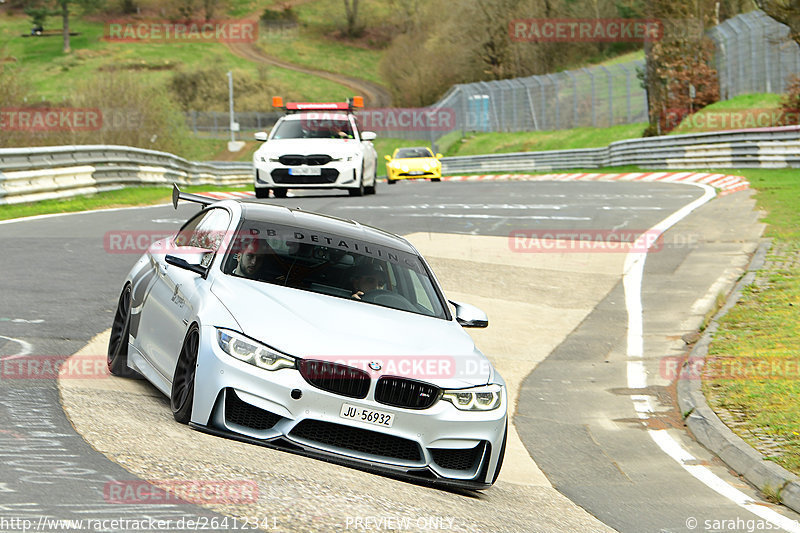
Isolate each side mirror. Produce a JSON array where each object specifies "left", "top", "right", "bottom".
[
  {"left": 166, "top": 254, "right": 208, "bottom": 277},
  {"left": 384, "top": 155, "right": 392, "bottom": 161},
  {"left": 436, "top": 153, "right": 443, "bottom": 158},
  {"left": 449, "top": 300, "right": 488, "bottom": 328},
  {"left": 361, "top": 131, "right": 377, "bottom": 141},
  {"left": 254, "top": 132, "right": 268, "bottom": 142}
]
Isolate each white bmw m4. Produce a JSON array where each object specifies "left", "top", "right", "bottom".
[{"left": 107, "top": 186, "right": 507, "bottom": 489}]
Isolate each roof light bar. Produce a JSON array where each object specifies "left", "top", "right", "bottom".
[{"left": 273, "top": 97, "right": 365, "bottom": 113}]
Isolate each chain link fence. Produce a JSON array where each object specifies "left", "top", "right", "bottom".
[
  {"left": 188, "top": 10, "right": 800, "bottom": 144},
  {"left": 425, "top": 60, "right": 648, "bottom": 141},
  {"left": 187, "top": 111, "right": 283, "bottom": 139},
  {"left": 710, "top": 10, "right": 800, "bottom": 99}
]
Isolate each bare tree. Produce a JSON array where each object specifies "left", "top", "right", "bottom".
[
  {"left": 48, "top": 0, "right": 104, "bottom": 53},
  {"left": 388, "top": 0, "right": 424, "bottom": 32},
  {"left": 755, "top": 0, "right": 800, "bottom": 45},
  {"left": 343, "top": 0, "right": 361, "bottom": 37}
]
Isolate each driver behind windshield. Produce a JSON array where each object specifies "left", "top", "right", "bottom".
[
  {"left": 233, "top": 238, "right": 267, "bottom": 279},
  {"left": 350, "top": 264, "right": 387, "bottom": 300}
]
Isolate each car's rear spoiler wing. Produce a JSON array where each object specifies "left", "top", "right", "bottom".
[{"left": 172, "top": 184, "right": 214, "bottom": 209}]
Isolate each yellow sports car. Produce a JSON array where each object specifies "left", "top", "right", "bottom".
[{"left": 385, "top": 147, "right": 443, "bottom": 184}]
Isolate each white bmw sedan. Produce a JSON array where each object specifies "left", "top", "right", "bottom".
[{"left": 107, "top": 187, "right": 507, "bottom": 489}]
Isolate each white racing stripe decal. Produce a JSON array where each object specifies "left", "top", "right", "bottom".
[{"left": 623, "top": 183, "right": 800, "bottom": 532}]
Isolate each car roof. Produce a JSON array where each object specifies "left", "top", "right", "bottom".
[
  {"left": 281, "top": 112, "right": 351, "bottom": 121},
  {"left": 239, "top": 202, "right": 416, "bottom": 254}
]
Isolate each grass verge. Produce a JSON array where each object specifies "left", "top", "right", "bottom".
[
  {"left": 0, "top": 185, "right": 248, "bottom": 221},
  {"left": 700, "top": 168, "right": 800, "bottom": 476},
  {"left": 445, "top": 124, "right": 648, "bottom": 156}
]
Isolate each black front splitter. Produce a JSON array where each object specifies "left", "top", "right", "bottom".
[{"left": 187, "top": 422, "right": 492, "bottom": 493}]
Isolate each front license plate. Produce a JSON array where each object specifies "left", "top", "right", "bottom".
[
  {"left": 408, "top": 171, "right": 424, "bottom": 175},
  {"left": 289, "top": 167, "right": 321, "bottom": 176},
  {"left": 340, "top": 403, "right": 394, "bottom": 428}
]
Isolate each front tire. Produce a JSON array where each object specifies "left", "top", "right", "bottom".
[
  {"left": 349, "top": 166, "right": 365, "bottom": 197},
  {"left": 365, "top": 166, "right": 377, "bottom": 195},
  {"left": 171, "top": 325, "right": 199, "bottom": 424},
  {"left": 107, "top": 284, "right": 140, "bottom": 378},
  {"left": 273, "top": 188, "right": 288, "bottom": 198},
  {"left": 255, "top": 187, "right": 270, "bottom": 199}
]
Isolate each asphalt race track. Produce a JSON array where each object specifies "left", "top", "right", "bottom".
[{"left": 2, "top": 180, "right": 799, "bottom": 533}]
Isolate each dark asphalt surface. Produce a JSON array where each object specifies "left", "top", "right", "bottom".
[{"left": 0, "top": 180, "right": 791, "bottom": 532}]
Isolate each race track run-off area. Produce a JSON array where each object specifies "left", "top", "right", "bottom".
[{"left": 2, "top": 172, "right": 799, "bottom": 533}]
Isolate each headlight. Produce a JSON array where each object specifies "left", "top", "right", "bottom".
[
  {"left": 346, "top": 152, "right": 360, "bottom": 162},
  {"left": 441, "top": 384, "right": 502, "bottom": 411},
  {"left": 400, "top": 165, "right": 409, "bottom": 172},
  {"left": 268, "top": 157, "right": 280, "bottom": 162},
  {"left": 216, "top": 329, "right": 295, "bottom": 371}
]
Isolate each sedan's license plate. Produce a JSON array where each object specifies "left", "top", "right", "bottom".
[
  {"left": 408, "top": 171, "right": 424, "bottom": 175},
  {"left": 289, "top": 167, "right": 321, "bottom": 176},
  {"left": 340, "top": 403, "right": 394, "bottom": 427}
]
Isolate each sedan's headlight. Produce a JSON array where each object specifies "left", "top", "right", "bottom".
[
  {"left": 216, "top": 329, "right": 295, "bottom": 371},
  {"left": 441, "top": 384, "right": 502, "bottom": 411}
]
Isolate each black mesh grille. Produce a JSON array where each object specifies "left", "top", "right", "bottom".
[
  {"left": 271, "top": 168, "right": 339, "bottom": 184},
  {"left": 430, "top": 443, "right": 485, "bottom": 471},
  {"left": 375, "top": 377, "right": 440, "bottom": 410},
  {"left": 305, "top": 154, "right": 333, "bottom": 165},
  {"left": 298, "top": 360, "right": 370, "bottom": 399},
  {"left": 290, "top": 419, "right": 422, "bottom": 461},
  {"left": 277, "top": 154, "right": 332, "bottom": 166},
  {"left": 225, "top": 390, "right": 282, "bottom": 430}
]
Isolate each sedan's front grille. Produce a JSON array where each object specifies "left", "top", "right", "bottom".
[
  {"left": 225, "top": 390, "right": 281, "bottom": 430},
  {"left": 290, "top": 419, "right": 422, "bottom": 462},
  {"left": 430, "top": 443, "right": 485, "bottom": 471},
  {"left": 277, "top": 154, "right": 333, "bottom": 166},
  {"left": 271, "top": 169, "right": 339, "bottom": 184},
  {"left": 298, "top": 360, "right": 370, "bottom": 399},
  {"left": 374, "top": 377, "right": 440, "bottom": 410}
]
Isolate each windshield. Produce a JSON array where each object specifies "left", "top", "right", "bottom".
[
  {"left": 271, "top": 117, "right": 355, "bottom": 139},
  {"left": 223, "top": 221, "right": 447, "bottom": 319},
  {"left": 395, "top": 147, "right": 433, "bottom": 159}
]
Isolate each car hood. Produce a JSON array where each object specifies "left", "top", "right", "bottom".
[
  {"left": 257, "top": 138, "right": 361, "bottom": 157},
  {"left": 211, "top": 276, "right": 492, "bottom": 388}
]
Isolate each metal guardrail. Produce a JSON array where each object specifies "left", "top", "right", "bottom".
[
  {"left": 441, "top": 125, "right": 800, "bottom": 173},
  {"left": 0, "top": 145, "right": 253, "bottom": 205},
  {"left": 1, "top": 126, "right": 798, "bottom": 204}
]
